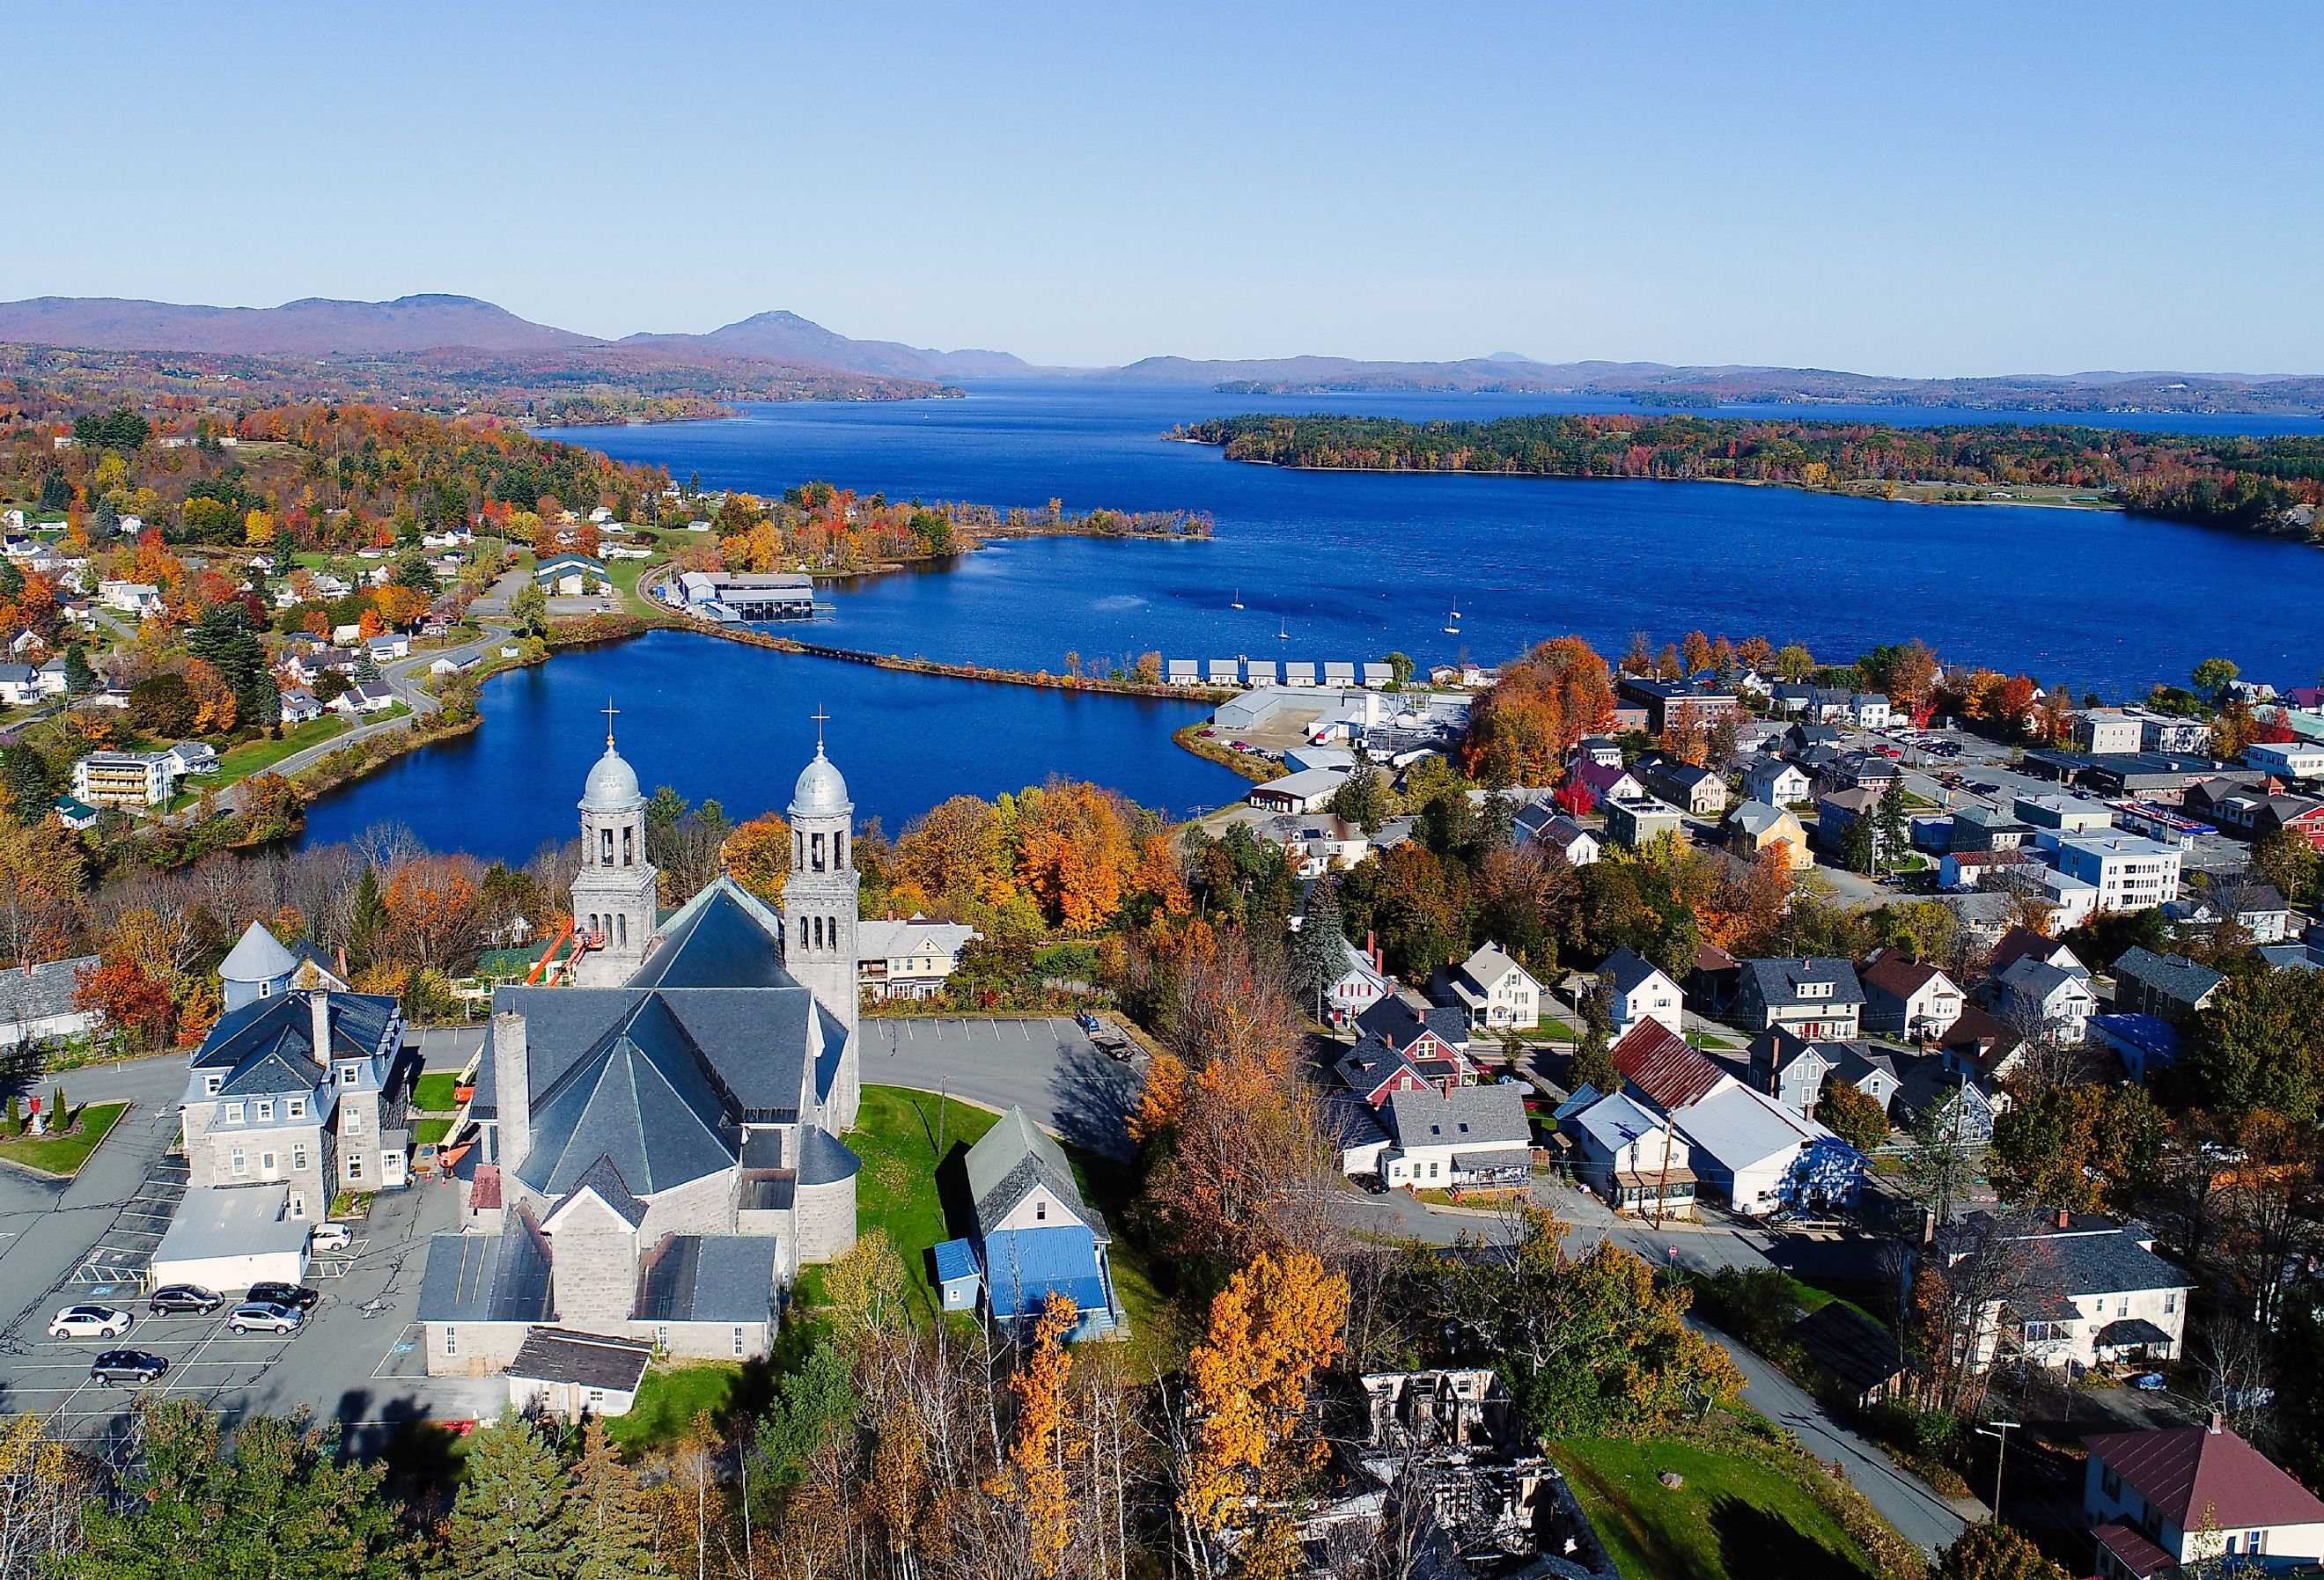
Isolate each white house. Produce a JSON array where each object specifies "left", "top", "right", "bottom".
[
  {"left": 2083, "top": 1420, "right": 2324, "bottom": 1580},
  {"left": 0, "top": 954, "right": 102, "bottom": 1047},
  {"left": 1512, "top": 805, "right": 1600, "bottom": 866},
  {"left": 72, "top": 750, "right": 178, "bottom": 808},
  {"left": 1375, "top": 1084, "right": 1532, "bottom": 1192},
  {"left": 1323, "top": 939, "right": 1394, "bottom": 1027},
  {"left": 1613, "top": 1020, "right": 1862, "bottom": 1216},
  {"left": 1859, "top": 954, "right": 1963, "bottom": 1040},
  {"left": 1563, "top": 1090, "right": 1695, "bottom": 1219},
  {"left": 2245, "top": 740, "right": 2324, "bottom": 781},
  {"left": 97, "top": 580, "right": 163, "bottom": 617},
  {"left": 330, "top": 681, "right": 398, "bottom": 717},
  {"left": 533, "top": 554, "right": 608, "bottom": 597},
  {"left": 1599, "top": 947, "right": 1683, "bottom": 1038},
  {"left": 1940, "top": 1212, "right": 2193, "bottom": 1377},
  {"left": 1744, "top": 758, "right": 1812, "bottom": 807},
  {"left": 1848, "top": 694, "right": 1894, "bottom": 730},
  {"left": 1438, "top": 942, "right": 1540, "bottom": 1031},
  {"left": 855, "top": 917, "right": 979, "bottom": 1002},
  {"left": 1992, "top": 955, "right": 2098, "bottom": 1042}
]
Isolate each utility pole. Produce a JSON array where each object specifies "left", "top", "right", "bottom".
[{"left": 1975, "top": 1418, "right": 2020, "bottom": 1522}]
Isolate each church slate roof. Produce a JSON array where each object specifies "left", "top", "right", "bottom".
[
  {"left": 630, "top": 879, "right": 797, "bottom": 989},
  {"left": 797, "top": 1126, "right": 862, "bottom": 1187},
  {"left": 557, "top": 1155, "right": 649, "bottom": 1228},
  {"left": 219, "top": 922, "right": 298, "bottom": 985},
  {"left": 418, "top": 1212, "right": 555, "bottom": 1323},
  {"left": 515, "top": 1024, "right": 732, "bottom": 1199},
  {"left": 633, "top": 1234, "right": 778, "bottom": 1323}
]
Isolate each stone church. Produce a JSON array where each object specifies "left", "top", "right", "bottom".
[{"left": 418, "top": 728, "right": 866, "bottom": 1374}]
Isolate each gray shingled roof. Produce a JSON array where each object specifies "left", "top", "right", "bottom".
[
  {"left": 557, "top": 1155, "right": 648, "bottom": 1228},
  {"left": 966, "top": 1106, "right": 1090, "bottom": 1230},
  {"left": 2111, "top": 946, "right": 2225, "bottom": 1007},
  {"left": 507, "top": 1328, "right": 652, "bottom": 1392},
  {"left": 797, "top": 1126, "right": 861, "bottom": 1187},
  {"left": 1741, "top": 957, "right": 1865, "bottom": 1010},
  {"left": 632, "top": 1234, "right": 778, "bottom": 1323},
  {"left": 1383, "top": 1083, "right": 1531, "bottom": 1151},
  {"left": 629, "top": 878, "right": 798, "bottom": 989},
  {"left": 0, "top": 955, "right": 96, "bottom": 1025},
  {"left": 514, "top": 1018, "right": 732, "bottom": 1199},
  {"left": 418, "top": 1216, "right": 555, "bottom": 1323},
  {"left": 218, "top": 922, "right": 298, "bottom": 985},
  {"left": 1600, "top": 947, "right": 1669, "bottom": 996}
]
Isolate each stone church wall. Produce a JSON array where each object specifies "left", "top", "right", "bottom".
[
  {"left": 639, "top": 1171, "right": 736, "bottom": 1242},
  {"left": 795, "top": 1174, "right": 857, "bottom": 1265}
]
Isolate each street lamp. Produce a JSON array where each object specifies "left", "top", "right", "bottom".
[{"left": 1974, "top": 1419, "right": 2020, "bottom": 1522}]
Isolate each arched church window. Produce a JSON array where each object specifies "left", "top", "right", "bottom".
[
  {"left": 812, "top": 831, "right": 826, "bottom": 872},
  {"left": 600, "top": 828, "right": 614, "bottom": 865},
  {"left": 838, "top": 831, "right": 848, "bottom": 869},
  {"left": 622, "top": 826, "right": 634, "bottom": 865},
  {"left": 617, "top": 915, "right": 628, "bottom": 946},
  {"left": 798, "top": 917, "right": 806, "bottom": 948}
]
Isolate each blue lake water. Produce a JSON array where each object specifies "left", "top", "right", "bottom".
[
  {"left": 303, "top": 382, "right": 2324, "bottom": 858},
  {"left": 298, "top": 628, "right": 1246, "bottom": 863}
]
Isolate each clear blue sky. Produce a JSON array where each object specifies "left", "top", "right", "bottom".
[{"left": 9, "top": 2, "right": 2320, "bottom": 375}]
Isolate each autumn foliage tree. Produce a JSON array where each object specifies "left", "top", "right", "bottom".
[
  {"left": 721, "top": 813, "right": 791, "bottom": 904},
  {"left": 1461, "top": 636, "right": 1616, "bottom": 786},
  {"left": 1000, "top": 1291, "right": 1079, "bottom": 1578}
]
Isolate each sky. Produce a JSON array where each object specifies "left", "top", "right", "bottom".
[{"left": 7, "top": 2, "right": 2321, "bottom": 376}]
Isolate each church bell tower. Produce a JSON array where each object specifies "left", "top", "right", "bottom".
[
  {"left": 571, "top": 704, "right": 658, "bottom": 987},
  {"left": 783, "top": 719, "right": 860, "bottom": 1118}
]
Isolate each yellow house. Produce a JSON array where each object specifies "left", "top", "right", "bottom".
[{"left": 1725, "top": 800, "right": 1814, "bottom": 871}]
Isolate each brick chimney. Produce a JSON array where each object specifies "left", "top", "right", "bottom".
[
  {"left": 2056, "top": 1207, "right": 2071, "bottom": 1230},
  {"left": 2208, "top": 1408, "right": 2225, "bottom": 1435},
  {"left": 492, "top": 1010, "right": 530, "bottom": 1172},
  {"left": 309, "top": 989, "right": 331, "bottom": 1065}
]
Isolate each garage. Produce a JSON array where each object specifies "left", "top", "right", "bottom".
[{"left": 150, "top": 1184, "right": 311, "bottom": 1294}]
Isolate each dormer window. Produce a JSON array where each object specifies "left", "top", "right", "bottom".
[
  {"left": 256, "top": 1100, "right": 274, "bottom": 1122},
  {"left": 224, "top": 1102, "right": 244, "bottom": 1124},
  {"left": 204, "top": 1075, "right": 222, "bottom": 1096},
  {"left": 287, "top": 1097, "right": 305, "bottom": 1120}
]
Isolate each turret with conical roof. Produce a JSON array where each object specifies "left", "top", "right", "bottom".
[{"left": 220, "top": 921, "right": 299, "bottom": 1011}]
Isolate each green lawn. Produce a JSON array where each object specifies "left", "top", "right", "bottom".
[
  {"left": 212, "top": 715, "right": 347, "bottom": 779},
  {"left": 412, "top": 1072, "right": 461, "bottom": 1112},
  {"left": 831, "top": 1085, "right": 1176, "bottom": 1348},
  {"left": 604, "top": 1363, "right": 746, "bottom": 1453},
  {"left": 0, "top": 1102, "right": 129, "bottom": 1177},
  {"left": 412, "top": 1118, "right": 453, "bottom": 1147},
  {"left": 1549, "top": 1436, "right": 1880, "bottom": 1580}
]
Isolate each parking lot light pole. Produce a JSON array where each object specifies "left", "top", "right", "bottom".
[{"left": 1975, "top": 1418, "right": 2020, "bottom": 1521}]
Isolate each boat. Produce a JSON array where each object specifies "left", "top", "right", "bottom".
[
  {"left": 1230, "top": 587, "right": 1244, "bottom": 609},
  {"left": 1277, "top": 619, "right": 1289, "bottom": 640},
  {"left": 1444, "top": 605, "right": 1461, "bottom": 635}
]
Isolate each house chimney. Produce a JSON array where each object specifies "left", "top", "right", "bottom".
[
  {"left": 2056, "top": 1207, "right": 2071, "bottom": 1230},
  {"left": 309, "top": 989, "right": 331, "bottom": 1063},
  {"left": 492, "top": 1010, "right": 530, "bottom": 1172},
  {"left": 2208, "top": 1408, "right": 2225, "bottom": 1436}
]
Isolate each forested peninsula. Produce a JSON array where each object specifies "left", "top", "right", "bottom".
[{"left": 1178, "top": 412, "right": 2324, "bottom": 537}]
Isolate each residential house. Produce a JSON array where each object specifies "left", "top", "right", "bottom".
[
  {"left": 1815, "top": 787, "right": 1888, "bottom": 862},
  {"left": 1938, "top": 1005, "right": 2027, "bottom": 1092},
  {"left": 1571, "top": 734, "right": 1625, "bottom": 768},
  {"left": 367, "top": 635, "right": 410, "bottom": 664},
  {"left": 2108, "top": 946, "right": 2226, "bottom": 1023},
  {"left": 1436, "top": 942, "right": 1541, "bottom": 1031},
  {"left": 1820, "top": 751, "right": 1902, "bottom": 795},
  {"left": 1950, "top": 805, "right": 2034, "bottom": 852},
  {"left": 1321, "top": 938, "right": 1393, "bottom": 1027},
  {"left": 180, "top": 923, "right": 409, "bottom": 1219},
  {"left": 1989, "top": 925, "right": 2087, "bottom": 981},
  {"left": 1847, "top": 694, "right": 1894, "bottom": 730},
  {"left": 331, "top": 680, "right": 398, "bottom": 717},
  {"left": 2042, "top": 831, "right": 2183, "bottom": 914},
  {"left": 1688, "top": 943, "right": 1742, "bottom": 1016},
  {"left": 2163, "top": 880, "right": 2291, "bottom": 944},
  {"left": 1615, "top": 676, "right": 1737, "bottom": 736},
  {"left": 0, "top": 660, "right": 65, "bottom": 706},
  {"left": 2211, "top": 790, "right": 2324, "bottom": 849},
  {"left": 2245, "top": 739, "right": 2324, "bottom": 781},
  {"left": 1725, "top": 800, "right": 1813, "bottom": 871},
  {"left": 0, "top": 953, "right": 102, "bottom": 1047},
  {"left": 2072, "top": 709, "right": 2145, "bottom": 754},
  {"left": 1335, "top": 1039, "right": 1447, "bottom": 1107},
  {"left": 966, "top": 1106, "right": 1122, "bottom": 1339},
  {"left": 1859, "top": 954, "right": 1964, "bottom": 1040},
  {"left": 166, "top": 741, "right": 218, "bottom": 777},
  {"left": 2122, "top": 705, "right": 2212, "bottom": 756},
  {"left": 2087, "top": 1014, "right": 2181, "bottom": 1085},
  {"left": 1563, "top": 1090, "right": 1695, "bottom": 1219},
  {"left": 1601, "top": 794, "right": 1686, "bottom": 848},
  {"left": 1891, "top": 1057, "right": 1997, "bottom": 1143},
  {"left": 1733, "top": 957, "right": 1865, "bottom": 1040},
  {"left": 1744, "top": 758, "right": 1812, "bottom": 806},
  {"left": 1992, "top": 955, "right": 2098, "bottom": 1042},
  {"left": 1783, "top": 721, "right": 1847, "bottom": 757},
  {"left": 1374, "top": 1083, "right": 1533, "bottom": 1192},
  {"left": 1513, "top": 805, "right": 1600, "bottom": 866},
  {"left": 533, "top": 553, "right": 607, "bottom": 596},
  {"left": 278, "top": 687, "right": 322, "bottom": 724},
  {"left": 1939, "top": 1211, "right": 2195, "bottom": 1377},
  {"left": 49, "top": 796, "right": 97, "bottom": 831},
  {"left": 1599, "top": 947, "right": 1683, "bottom": 1039},
  {"left": 854, "top": 917, "right": 978, "bottom": 1002},
  {"left": 2083, "top": 1421, "right": 2324, "bottom": 1580},
  {"left": 1750, "top": 1031, "right": 1898, "bottom": 1118},
  {"left": 1565, "top": 758, "right": 1645, "bottom": 808},
  {"left": 97, "top": 580, "right": 163, "bottom": 617},
  {"left": 71, "top": 749, "right": 178, "bottom": 808},
  {"left": 1356, "top": 991, "right": 1475, "bottom": 1069},
  {"left": 1636, "top": 755, "right": 1728, "bottom": 817},
  {"left": 1611, "top": 1020, "right": 1863, "bottom": 1216}
]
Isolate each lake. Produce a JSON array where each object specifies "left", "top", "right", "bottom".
[
  {"left": 298, "top": 629, "right": 1247, "bottom": 863},
  {"left": 548, "top": 381, "right": 2324, "bottom": 696},
  {"left": 304, "top": 381, "right": 2324, "bottom": 859}
]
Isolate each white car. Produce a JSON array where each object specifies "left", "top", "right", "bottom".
[
  {"left": 48, "top": 1304, "right": 132, "bottom": 1339},
  {"left": 227, "top": 1301, "right": 303, "bottom": 1335},
  {"left": 309, "top": 1223, "right": 353, "bottom": 1253}
]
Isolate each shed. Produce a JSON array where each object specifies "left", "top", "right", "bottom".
[
  {"left": 506, "top": 1328, "right": 654, "bottom": 1420},
  {"left": 931, "top": 1238, "right": 983, "bottom": 1312},
  {"left": 1362, "top": 662, "right": 1392, "bottom": 687},
  {"left": 1283, "top": 662, "right": 1317, "bottom": 687},
  {"left": 151, "top": 1184, "right": 311, "bottom": 1294},
  {"left": 1244, "top": 660, "right": 1277, "bottom": 686},
  {"left": 1165, "top": 660, "right": 1200, "bottom": 686},
  {"left": 1323, "top": 662, "right": 1357, "bottom": 687}
]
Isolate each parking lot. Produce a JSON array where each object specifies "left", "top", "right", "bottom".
[{"left": 855, "top": 1015, "right": 1139, "bottom": 1158}]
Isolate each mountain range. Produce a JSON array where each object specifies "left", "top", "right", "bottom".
[{"left": 1, "top": 292, "right": 2320, "bottom": 415}]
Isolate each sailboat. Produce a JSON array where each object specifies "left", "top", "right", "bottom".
[
  {"left": 1277, "top": 618, "right": 1290, "bottom": 640},
  {"left": 1230, "top": 587, "right": 1244, "bottom": 610},
  {"left": 1443, "top": 602, "right": 1461, "bottom": 635}
]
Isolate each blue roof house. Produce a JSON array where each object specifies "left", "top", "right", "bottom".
[{"left": 964, "top": 1107, "right": 1124, "bottom": 1340}]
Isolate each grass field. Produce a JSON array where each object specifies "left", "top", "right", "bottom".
[
  {"left": 412, "top": 1118, "right": 452, "bottom": 1147},
  {"left": 163, "top": 717, "right": 350, "bottom": 811},
  {"left": 1549, "top": 1436, "right": 1879, "bottom": 1580},
  {"left": 412, "top": 1072, "right": 461, "bottom": 1112},
  {"left": 604, "top": 1363, "right": 746, "bottom": 1453},
  {"left": 0, "top": 1102, "right": 129, "bottom": 1176}
]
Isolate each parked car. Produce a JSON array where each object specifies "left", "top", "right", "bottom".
[
  {"left": 147, "top": 1284, "right": 223, "bottom": 1317},
  {"left": 88, "top": 1349, "right": 169, "bottom": 1386},
  {"left": 227, "top": 1302, "right": 304, "bottom": 1335},
  {"left": 1073, "top": 1010, "right": 1101, "bottom": 1034},
  {"left": 308, "top": 1223, "right": 353, "bottom": 1253},
  {"left": 246, "top": 1282, "right": 319, "bottom": 1310},
  {"left": 48, "top": 1305, "right": 132, "bottom": 1339}
]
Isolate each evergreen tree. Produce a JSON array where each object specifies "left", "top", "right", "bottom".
[
  {"left": 1568, "top": 982, "right": 1619, "bottom": 1096},
  {"left": 1288, "top": 878, "right": 1349, "bottom": 1015},
  {"left": 1841, "top": 807, "right": 1877, "bottom": 876},
  {"left": 1327, "top": 765, "right": 1391, "bottom": 834},
  {"left": 1873, "top": 780, "right": 1910, "bottom": 869},
  {"left": 432, "top": 1415, "right": 572, "bottom": 1580},
  {"left": 567, "top": 1419, "right": 662, "bottom": 1580},
  {"left": 0, "top": 744, "right": 56, "bottom": 821},
  {"left": 37, "top": 471, "right": 68, "bottom": 511},
  {"left": 62, "top": 642, "right": 94, "bottom": 697},
  {"left": 94, "top": 497, "right": 119, "bottom": 537},
  {"left": 350, "top": 867, "right": 388, "bottom": 964}
]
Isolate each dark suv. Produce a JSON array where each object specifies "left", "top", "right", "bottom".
[
  {"left": 246, "top": 1282, "right": 319, "bottom": 1311},
  {"left": 89, "top": 1349, "right": 169, "bottom": 1385},
  {"left": 148, "top": 1284, "right": 223, "bottom": 1317}
]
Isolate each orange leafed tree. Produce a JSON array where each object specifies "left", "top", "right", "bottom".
[
  {"left": 1180, "top": 1249, "right": 1349, "bottom": 1542},
  {"left": 1461, "top": 636, "right": 1616, "bottom": 786},
  {"left": 723, "top": 813, "right": 791, "bottom": 904},
  {"left": 1002, "top": 1290, "right": 1079, "bottom": 1577},
  {"left": 1016, "top": 783, "right": 1139, "bottom": 933},
  {"left": 380, "top": 856, "right": 483, "bottom": 971}
]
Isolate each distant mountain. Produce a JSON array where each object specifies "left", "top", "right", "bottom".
[
  {"left": 0, "top": 293, "right": 599, "bottom": 356},
  {"left": 623, "top": 310, "right": 1038, "bottom": 380}
]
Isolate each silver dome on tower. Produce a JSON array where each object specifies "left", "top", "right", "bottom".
[
  {"left": 791, "top": 745, "right": 850, "bottom": 818},
  {"left": 579, "top": 700, "right": 645, "bottom": 812}
]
